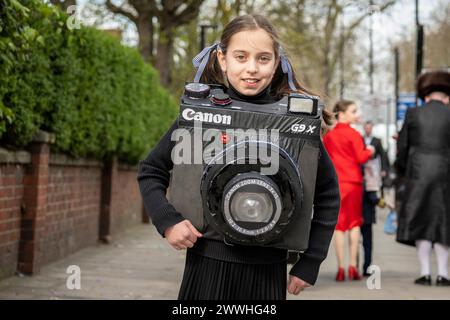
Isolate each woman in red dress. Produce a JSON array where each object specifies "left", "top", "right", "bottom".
[{"left": 323, "top": 100, "right": 375, "bottom": 281}]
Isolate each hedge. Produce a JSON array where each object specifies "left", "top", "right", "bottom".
[{"left": 0, "top": 0, "right": 178, "bottom": 164}]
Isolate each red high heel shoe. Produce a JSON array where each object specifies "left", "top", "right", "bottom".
[
  {"left": 335, "top": 267, "right": 345, "bottom": 281},
  {"left": 348, "top": 266, "right": 362, "bottom": 280}
]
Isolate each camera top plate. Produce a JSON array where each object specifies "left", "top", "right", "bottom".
[
  {"left": 180, "top": 83, "right": 322, "bottom": 139},
  {"left": 182, "top": 83, "right": 289, "bottom": 115}
]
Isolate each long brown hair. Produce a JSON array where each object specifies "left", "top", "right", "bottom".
[{"left": 199, "top": 14, "right": 333, "bottom": 125}]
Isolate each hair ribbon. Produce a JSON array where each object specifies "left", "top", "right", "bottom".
[
  {"left": 279, "top": 47, "right": 297, "bottom": 91},
  {"left": 192, "top": 42, "right": 222, "bottom": 82}
]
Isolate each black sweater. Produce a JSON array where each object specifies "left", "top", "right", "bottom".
[{"left": 137, "top": 87, "right": 340, "bottom": 285}]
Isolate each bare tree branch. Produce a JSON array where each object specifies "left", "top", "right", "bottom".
[
  {"left": 129, "top": 0, "right": 158, "bottom": 13},
  {"left": 330, "top": 0, "right": 397, "bottom": 73},
  {"left": 49, "top": 0, "right": 76, "bottom": 12},
  {"left": 106, "top": 0, "right": 138, "bottom": 23},
  {"left": 344, "top": 0, "right": 397, "bottom": 40},
  {"left": 174, "top": 0, "right": 203, "bottom": 27}
]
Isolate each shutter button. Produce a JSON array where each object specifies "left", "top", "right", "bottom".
[
  {"left": 211, "top": 92, "right": 232, "bottom": 106},
  {"left": 184, "top": 83, "right": 210, "bottom": 99}
]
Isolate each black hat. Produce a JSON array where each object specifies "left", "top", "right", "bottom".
[{"left": 417, "top": 70, "right": 450, "bottom": 99}]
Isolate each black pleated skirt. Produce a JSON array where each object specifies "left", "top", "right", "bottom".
[{"left": 178, "top": 251, "right": 287, "bottom": 300}]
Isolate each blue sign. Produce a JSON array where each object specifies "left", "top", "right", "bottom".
[
  {"left": 396, "top": 93, "right": 425, "bottom": 130},
  {"left": 396, "top": 93, "right": 416, "bottom": 122}
]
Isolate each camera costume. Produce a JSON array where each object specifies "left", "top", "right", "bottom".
[{"left": 137, "top": 44, "right": 340, "bottom": 299}]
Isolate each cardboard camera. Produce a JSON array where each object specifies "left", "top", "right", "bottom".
[{"left": 168, "top": 83, "right": 323, "bottom": 251}]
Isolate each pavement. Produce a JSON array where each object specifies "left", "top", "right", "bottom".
[{"left": 0, "top": 208, "right": 449, "bottom": 300}]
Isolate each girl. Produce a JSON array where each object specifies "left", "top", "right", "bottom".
[
  {"left": 323, "top": 100, "right": 375, "bottom": 281},
  {"left": 137, "top": 14, "right": 340, "bottom": 299}
]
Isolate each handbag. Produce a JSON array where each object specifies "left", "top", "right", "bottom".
[{"left": 384, "top": 210, "right": 397, "bottom": 234}]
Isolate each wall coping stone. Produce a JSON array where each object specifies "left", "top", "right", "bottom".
[
  {"left": 49, "top": 153, "right": 103, "bottom": 168},
  {"left": 32, "top": 130, "right": 55, "bottom": 144},
  {"left": 118, "top": 163, "right": 139, "bottom": 171},
  {"left": 0, "top": 147, "right": 31, "bottom": 164}
]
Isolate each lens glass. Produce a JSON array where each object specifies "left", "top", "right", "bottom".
[{"left": 230, "top": 191, "right": 273, "bottom": 223}]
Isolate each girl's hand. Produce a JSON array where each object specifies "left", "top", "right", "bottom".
[
  {"left": 164, "top": 220, "right": 203, "bottom": 250},
  {"left": 287, "top": 275, "right": 311, "bottom": 295}
]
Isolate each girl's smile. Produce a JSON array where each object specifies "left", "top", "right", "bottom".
[
  {"left": 217, "top": 29, "right": 278, "bottom": 96},
  {"left": 242, "top": 78, "right": 260, "bottom": 88}
]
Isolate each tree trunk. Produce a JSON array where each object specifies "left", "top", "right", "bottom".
[
  {"left": 155, "top": 27, "right": 175, "bottom": 86},
  {"left": 323, "top": 0, "right": 339, "bottom": 97},
  {"left": 137, "top": 13, "right": 153, "bottom": 63},
  {"left": 323, "top": 54, "right": 332, "bottom": 97}
]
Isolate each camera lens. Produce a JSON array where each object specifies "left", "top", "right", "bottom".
[
  {"left": 201, "top": 140, "right": 303, "bottom": 246},
  {"left": 223, "top": 173, "right": 282, "bottom": 235},
  {"left": 230, "top": 191, "right": 273, "bottom": 223}
]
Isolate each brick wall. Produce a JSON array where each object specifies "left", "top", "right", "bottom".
[
  {"left": 43, "top": 164, "right": 102, "bottom": 265},
  {"left": 0, "top": 133, "right": 144, "bottom": 280},
  {"left": 0, "top": 164, "right": 25, "bottom": 279},
  {"left": 111, "top": 166, "right": 143, "bottom": 235}
]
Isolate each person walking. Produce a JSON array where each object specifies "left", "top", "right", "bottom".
[
  {"left": 395, "top": 70, "right": 450, "bottom": 286},
  {"left": 324, "top": 100, "right": 375, "bottom": 281},
  {"left": 361, "top": 120, "right": 390, "bottom": 276}
]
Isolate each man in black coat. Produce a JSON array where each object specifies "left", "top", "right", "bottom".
[
  {"left": 361, "top": 121, "right": 390, "bottom": 276},
  {"left": 395, "top": 70, "right": 450, "bottom": 286}
]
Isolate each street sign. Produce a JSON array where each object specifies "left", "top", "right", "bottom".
[
  {"left": 396, "top": 93, "right": 416, "bottom": 122},
  {"left": 360, "top": 95, "right": 387, "bottom": 124},
  {"left": 396, "top": 92, "right": 422, "bottom": 129}
]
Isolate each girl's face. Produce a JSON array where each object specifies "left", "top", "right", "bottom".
[
  {"left": 338, "top": 104, "right": 360, "bottom": 124},
  {"left": 217, "top": 28, "right": 278, "bottom": 96}
]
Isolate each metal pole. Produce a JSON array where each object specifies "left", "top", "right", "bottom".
[
  {"left": 369, "top": 0, "right": 374, "bottom": 95},
  {"left": 415, "top": 0, "right": 423, "bottom": 106},
  {"left": 394, "top": 47, "right": 399, "bottom": 132},
  {"left": 416, "top": 24, "right": 424, "bottom": 79},
  {"left": 386, "top": 98, "right": 390, "bottom": 155},
  {"left": 200, "top": 25, "right": 206, "bottom": 50},
  {"left": 199, "top": 24, "right": 218, "bottom": 50},
  {"left": 415, "top": 0, "right": 419, "bottom": 25},
  {"left": 339, "top": 14, "right": 345, "bottom": 99}
]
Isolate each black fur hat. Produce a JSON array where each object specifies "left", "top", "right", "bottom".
[{"left": 417, "top": 70, "right": 450, "bottom": 99}]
